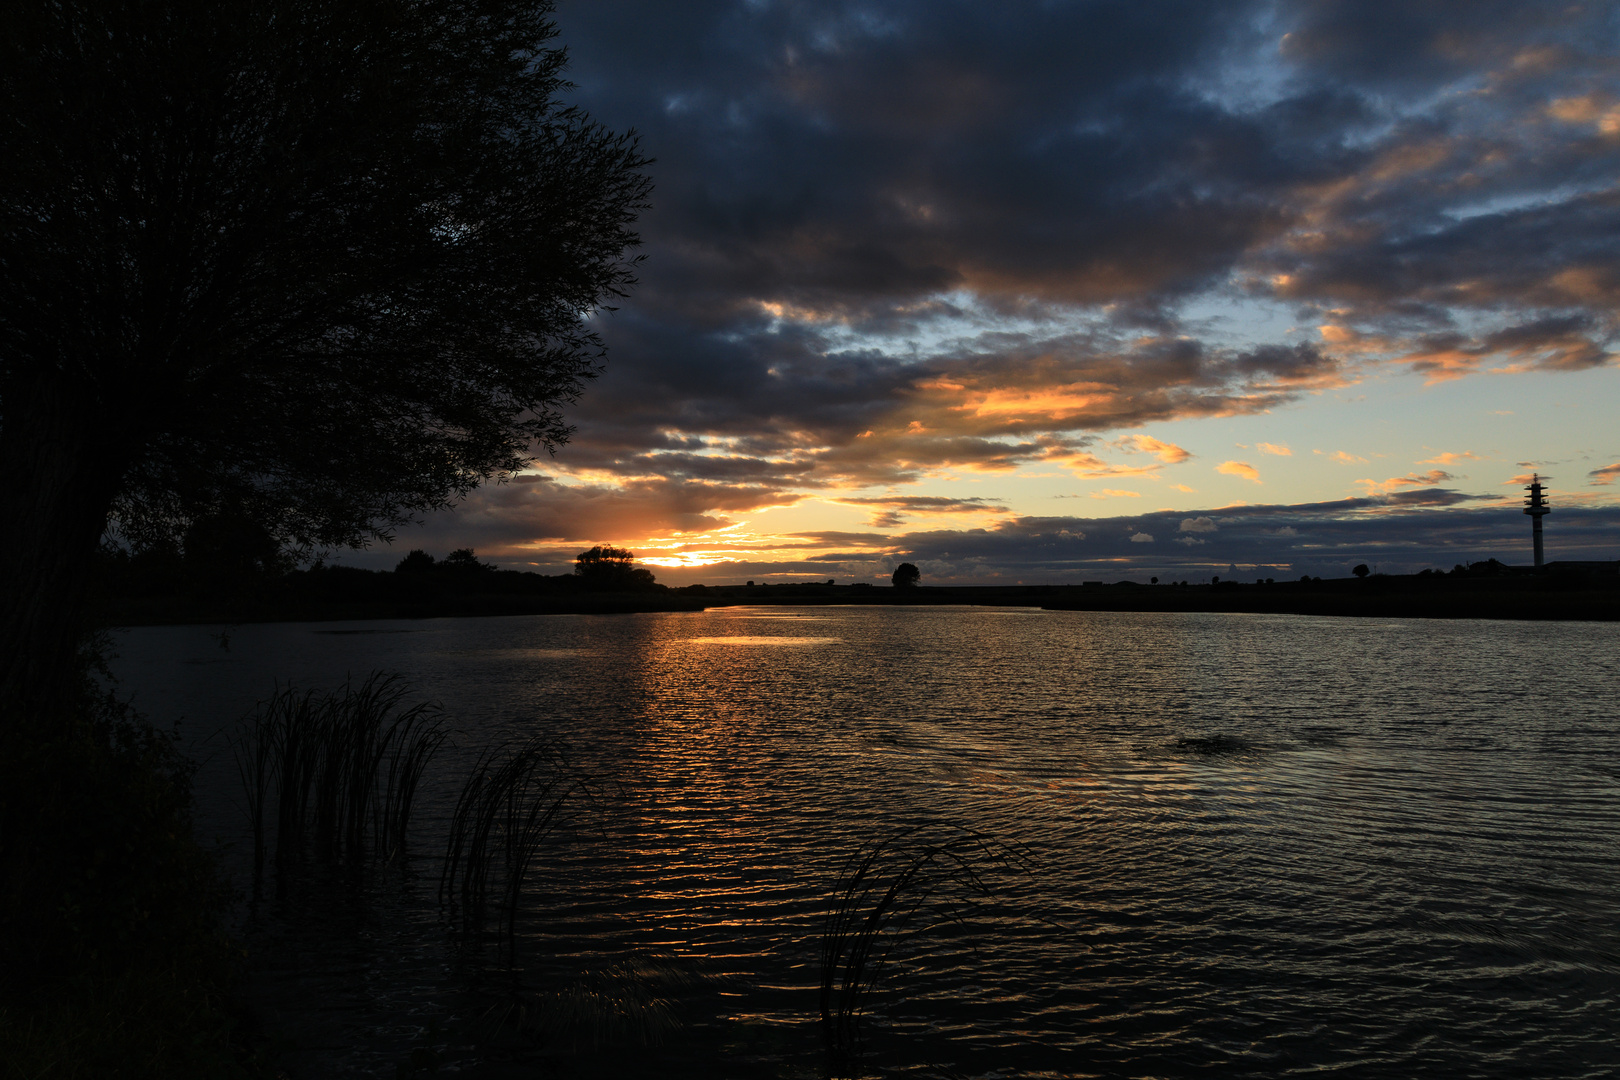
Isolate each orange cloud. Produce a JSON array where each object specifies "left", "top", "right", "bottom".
[
  {"left": 1316, "top": 449, "right": 1367, "bottom": 464},
  {"left": 955, "top": 382, "right": 1115, "bottom": 422},
  {"left": 1589, "top": 463, "right": 1620, "bottom": 486},
  {"left": 1114, "top": 434, "right": 1192, "bottom": 463},
  {"left": 1216, "top": 460, "right": 1262, "bottom": 483},
  {"left": 832, "top": 494, "right": 1010, "bottom": 527},
  {"left": 1401, "top": 322, "right": 1612, "bottom": 384},
  {"left": 1357, "top": 469, "right": 1454, "bottom": 495},
  {"left": 1090, "top": 489, "right": 1142, "bottom": 499},
  {"left": 1039, "top": 446, "right": 1163, "bottom": 480},
  {"left": 1547, "top": 94, "right": 1620, "bottom": 135},
  {"left": 1256, "top": 442, "right": 1292, "bottom": 456},
  {"left": 1418, "top": 451, "right": 1482, "bottom": 466}
]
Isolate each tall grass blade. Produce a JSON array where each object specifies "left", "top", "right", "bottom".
[
  {"left": 439, "top": 739, "right": 599, "bottom": 959},
  {"left": 818, "top": 822, "right": 1036, "bottom": 1070},
  {"left": 230, "top": 672, "right": 448, "bottom": 899}
]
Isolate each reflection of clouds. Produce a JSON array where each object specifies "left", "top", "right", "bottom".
[
  {"left": 736, "top": 615, "right": 836, "bottom": 620},
  {"left": 686, "top": 637, "right": 844, "bottom": 646}
]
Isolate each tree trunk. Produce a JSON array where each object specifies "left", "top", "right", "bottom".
[{"left": 0, "top": 372, "right": 128, "bottom": 731}]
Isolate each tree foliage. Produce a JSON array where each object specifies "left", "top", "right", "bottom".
[
  {"left": 574, "top": 545, "right": 656, "bottom": 590},
  {"left": 396, "top": 550, "right": 438, "bottom": 574},
  {"left": 892, "top": 563, "right": 921, "bottom": 588},
  {"left": 0, "top": 0, "right": 651, "bottom": 711},
  {"left": 442, "top": 548, "right": 495, "bottom": 573},
  {"left": 394, "top": 548, "right": 493, "bottom": 575}
]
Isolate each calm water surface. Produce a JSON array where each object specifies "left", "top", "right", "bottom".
[{"left": 113, "top": 607, "right": 1620, "bottom": 1079}]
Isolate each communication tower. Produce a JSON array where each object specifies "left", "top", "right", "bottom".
[{"left": 1523, "top": 474, "right": 1550, "bottom": 568}]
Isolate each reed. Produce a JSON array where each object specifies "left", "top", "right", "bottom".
[
  {"left": 439, "top": 738, "right": 599, "bottom": 955},
  {"left": 231, "top": 672, "right": 448, "bottom": 896},
  {"left": 818, "top": 823, "right": 1035, "bottom": 1069}
]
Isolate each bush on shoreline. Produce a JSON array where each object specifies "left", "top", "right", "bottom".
[{"left": 0, "top": 676, "right": 264, "bottom": 1079}]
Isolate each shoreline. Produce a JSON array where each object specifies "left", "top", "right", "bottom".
[{"left": 97, "top": 572, "right": 1620, "bottom": 626}]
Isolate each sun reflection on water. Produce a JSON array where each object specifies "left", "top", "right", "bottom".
[{"left": 111, "top": 606, "right": 1620, "bottom": 1079}]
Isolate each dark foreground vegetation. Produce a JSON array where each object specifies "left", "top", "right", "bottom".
[
  {"left": 0, "top": 665, "right": 263, "bottom": 1078},
  {"left": 1, "top": 0, "right": 653, "bottom": 1071}
]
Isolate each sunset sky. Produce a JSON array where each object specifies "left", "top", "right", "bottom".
[{"left": 354, "top": 0, "right": 1620, "bottom": 584}]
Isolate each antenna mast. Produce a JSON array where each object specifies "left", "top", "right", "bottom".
[{"left": 1523, "top": 474, "right": 1551, "bottom": 568}]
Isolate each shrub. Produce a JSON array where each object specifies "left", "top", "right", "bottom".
[{"left": 0, "top": 684, "right": 258, "bottom": 1077}]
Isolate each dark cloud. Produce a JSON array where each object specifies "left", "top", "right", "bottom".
[
  {"left": 555, "top": 0, "right": 1612, "bottom": 469},
  {"left": 832, "top": 494, "right": 1009, "bottom": 528},
  {"left": 337, "top": 482, "right": 1594, "bottom": 584},
  {"left": 865, "top": 499, "right": 1620, "bottom": 584},
  {"left": 367, "top": 2, "right": 1620, "bottom": 579},
  {"left": 1277, "top": 0, "right": 1595, "bottom": 87},
  {"left": 1229, "top": 342, "right": 1340, "bottom": 382},
  {"left": 561, "top": 0, "right": 1284, "bottom": 310}
]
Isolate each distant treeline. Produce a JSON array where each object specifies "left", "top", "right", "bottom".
[
  {"left": 1041, "top": 562, "right": 1620, "bottom": 621},
  {"left": 91, "top": 537, "right": 1620, "bottom": 625},
  {"left": 92, "top": 541, "right": 703, "bottom": 624}
]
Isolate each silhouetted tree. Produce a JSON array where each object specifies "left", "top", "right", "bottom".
[
  {"left": 1353, "top": 564, "right": 1371, "bottom": 578},
  {"left": 443, "top": 549, "right": 495, "bottom": 573},
  {"left": 182, "top": 506, "right": 293, "bottom": 582},
  {"left": 892, "top": 563, "right": 921, "bottom": 588},
  {"left": 396, "top": 550, "right": 437, "bottom": 574},
  {"left": 1, "top": 1, "right": 651, "bottom": 717},
  {"left": 575, "top": 545, "right": 633, "bottom": 576},
  {"left": 574, "top": 545, "right": 656, "bottom": 590}
]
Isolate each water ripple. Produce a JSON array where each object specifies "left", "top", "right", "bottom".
[{"left": 113, "top": 607, "right": 1620, "bottom": 1078}]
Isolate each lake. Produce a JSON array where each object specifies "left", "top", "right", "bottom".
[{"left": 112, "top": 607, "right": 1620, "bottom": 1078}]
